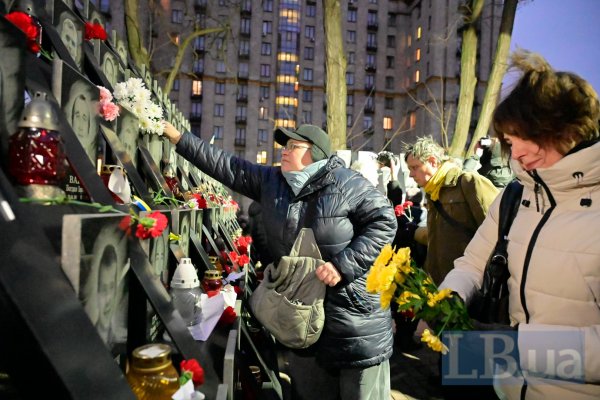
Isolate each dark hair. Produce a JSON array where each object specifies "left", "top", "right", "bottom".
[{"left": 494, "top": 50, "right": 600, "bottom": 155}]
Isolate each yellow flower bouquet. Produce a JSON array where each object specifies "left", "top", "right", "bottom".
[{"left": 366, "top": 244, "right": 473, "bottom": 353}]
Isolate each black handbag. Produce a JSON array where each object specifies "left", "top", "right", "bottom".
[{"left": 468, "top": 180, "right": 523, "bottom": 324}]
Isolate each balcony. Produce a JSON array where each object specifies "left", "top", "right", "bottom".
[
  {"left": 364, "top": 105, "right": 375, "bottom": 114},
  {"left": 240, "top": 1, "right": 252, "bottom": 15},
  {"left": 238, "top": 71, "right": 249, "bottom": 80},
  {"left": 234, "top": 138, "right": 246, "bottom": 146},
  {"left": 238, "top": 51, "right": 250, "bottom": 60},
  {"left": 235, "top": 116, "right": 247, "bottom": 124},
  {"left": 189, "top": 113, "right": 202, "bottom": 121},
  {"left": 366, "top": 43, "right": 378, "bottom": 51},
  {"left": 365, "top": 64, "right": 376, "bottom": 72},
  {"left": 367, "top": 21, "right": 379, "bottom": 31},
  {"left": 239, "top": 29, "right": 251, "bottom": 38},
  {"left": 236, "top": 95, "right": 248, "bottom": 103},
  {"left": 364, "top": 84, "right": 375, "bottom": 93}
]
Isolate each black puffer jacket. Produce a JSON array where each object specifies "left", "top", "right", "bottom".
[{"left": 177, "top": 133, "right": 397, "bottom": 368}]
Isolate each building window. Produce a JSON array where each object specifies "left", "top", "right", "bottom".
[
  {"left": 387, "top": 35, "right": 396, "bottom": 48},
  {"left": 240, "top": 18, "right": 251, "bottom": 35},
  {"left": 305, "top": 25, "right": 315, "bottom": 40},
  {"left": 347, "top": 30, "right": 356, "bottom": 43},
  {"left": 303, "top": 68, "right": 313, "bottom": 81},
  {"left": 304, "top": 47, "right": 314, "bottom": 60},
  {"left": 214, "top": 81, "right": 225, "bottom": 95},
  {"left": 365, "top": 74, "right": 375, "bottom": 90},
  {"left": 302, "top": 89, "right": 313, "bottom": 102},
  {"left": 262, "top": 21, "right": 272, "bottom": 35},
  {"left": 347, "top": 51, "right": 355, "bottom": 64},
  {"left": 235, "top": 127, "right": 246, "bottom": 146},
  {"left": 239, "top": 40, "right": 250, "bottom": 56},
  {"left": 191, "top": 123, "right": 201, "bottom": 136},
  {"left": 306, "top": 4, "right": 316, "bottom": 17},
  {"left": 172, "top": 79, "right": 180, "bottom": 91},
  {"left": 193, "top": 59, "right": 204, "bottom": 74},
  {"left": 367, "top": 11, "right": 377, "bottom": 26},
  {"left": 416, "top": 48, "right": 421, "bottom": 62},
  {"left": 347, "top": 8, "right": 357, "bottom": 23},
  {"left": 237, "top": 84, "right": 248, "bottom": 101},
  {"left": 263, "top": 0, "right": 273, "bottom": 12},
  {"left": 383, "top": 117, "right": 393, "bottom": 130},
  {"left": 407, "top": 35, "right": 412, "bottom": 47},
  {"left": 192, "top": 80, "right": 202, "bottom": 96},
  {"left": 346, "top": 72, "right": 354, "bottom": 85},
  {"left": 415, "top": 70, "right": 420, "bottom": 83},
  {"left": 385, "top": 76, "right": 394, "bottom": 89},
  {"left": 239, "top": 62, "right": 249, "bottom": 78},
  {"left": 258, "top": 129, "right": 268, "bottom": 145},
  {"left": 261, "top": 42, "right": 272, "bottom": 55},
  {"left": 259, "top": 107, "right": 268, "bottom": 120},
  {"left": 194, "top": 36, "right": 205, "bottom": 51},
  {"left": 385, "top": 97, "right": 394, "bottom": 109},
  {"left": 366, "top": 53, "right": 376, "bottom": 68},
  {"left": 347, "top": 94, "right": 354, "bottom": 106},
  {"left": 236, "top": 105, "right": 247, "bottom": 120},
  {"left": 417, "top": 26, "right": 422, "bottom": 40},
  {"left": 171, "top": 9, "right": 183, "bottom": 24},
  {"left": 260, "top": 85, "right": 270, "bottom": 100},
  {"left": 191, "top": 101, "right": 202, "bottom": 118},
  {"left": 260, "top": 64, "right": 271, "bottom": 77},
  {"left": 213, "top": 126, "right": 223, "bottom": 139},
  {"left": 388, "top": 12, "right": 396, "bottom": 27},
  {"left": 409, "top": 112, "right": 416, "bottom": 129},
  {"left": 301, "top": 110, "right": 311, "bottom": 124},
  {"left": 257, "top": 150, "right": 268, "bottom": 164},
  {"left": 214, "top": 104, "right": 224, "bottom": 117},
  {"left": 386, "top": 56, "right": 394, "bottom": 68},
  {"left": 216, "top": 61, "right": 226, "bottom": 73},
  {"left": 347, "top": 113, "right": 353, "bottom": 127},
  {"left": 367, "top": 33, "right": 377, "bottom": 48},
  {"left": 363, "top": 115, "right": 373, "bottom": 129}
]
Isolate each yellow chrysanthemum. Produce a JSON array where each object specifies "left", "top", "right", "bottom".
[
  {"left": 421, "top": 329, "right": 449, "bottom": 354},
  {"left": 380, "top": 283, "right": 397, "bottom": 309},
  {"left": 373, "top": 244, "right": 394, "bottom": 268},
  {"left": 397, "top": 291, "right": 421, "bottom": 306},
  {"left": 426, "top": 288, "right": 454, "bottom": 308},
  {"left": 394, "top": 270, "right": 406, "bottom": 285},
  {"left": 366, "top": 262, "right": 396, "bottom": 293}
]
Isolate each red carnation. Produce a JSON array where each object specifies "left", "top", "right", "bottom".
[
  {"left": 84, "top": 22, "right": 107, "bottom": 41},
  {"left": 118, "top": 215, "right": 133, "bottom": 235},
  {"left": 218, "top": 306, "right": 237, "bottom": 326},
  {"left": 237, "top": 254, "right": 250, "bottom": 267},
  {"left": 180, "top": 359, "right": 205, "bottom": 386},
  {"left": 5, "top": 11, "right": 41, "bottom": 53},
  {"left": 135, "top": 211, "right": 168, "bottom": 239}
]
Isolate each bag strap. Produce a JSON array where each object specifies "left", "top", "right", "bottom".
[
  {"left": 494, "top": 180, "right": 524, "bottom": 256},
  {"left": 431, "top": 200, "right": 476, "bottom": 237},
  {"left": 289, "top": 228, "right": 322, "bottom": 259}
]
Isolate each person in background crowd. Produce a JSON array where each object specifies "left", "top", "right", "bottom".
[
  {"left": 403, "top": 137, "right": 499, "bottom": 284},
  {"left": 463, "top": 136, "right": 515, "bottom": 188},
  {"left": 163, "top": 122, "right": 397, "bottom": 400},
  {"left": 440, "top": 49, "right": 600, "bottom": 400},
  {"left": 246, "top": 200, "right": 273, "bottom": 267}
]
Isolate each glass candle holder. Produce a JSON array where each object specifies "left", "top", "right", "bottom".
[
  {"left": 202, "top": 269, "right": 223, "bottom": 295},
  {"left": 8, "top": 127, "right": 66, "bottom": 185},
  {"left": 125, "top": 343, "right": 180, "bottom": 400}
]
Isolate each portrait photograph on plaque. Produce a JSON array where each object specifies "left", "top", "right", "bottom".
[
  {"left": 47, "top": 0, "right": 85, "bottom": 71},
  {"left": 61, "top": 213, "right": 130, "bottom": 353},
  {"left": 52, "top": 59, "right": 100, "bottom": 167}
]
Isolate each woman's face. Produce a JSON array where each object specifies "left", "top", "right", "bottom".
[{"left": 504, "top": 134, "right": 564, "bottom": 171}]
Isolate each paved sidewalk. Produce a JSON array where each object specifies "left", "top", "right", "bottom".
[{"left": 389, "top": 321, "right": 443, "bottom": 400}]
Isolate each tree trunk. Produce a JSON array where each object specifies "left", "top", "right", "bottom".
[
  {"left": 467, "top": 0, "right": 518, "bottom": 156},
  {"left": 323, "top": 0, "right": 347, "bottom": 151},
  {"left": 449, "top": 0, "right": 484, "bottom": 158},
  {"left": 124, "top": 0, "right": 149, "bottom": 71}
]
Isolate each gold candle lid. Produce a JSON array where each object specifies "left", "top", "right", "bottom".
[
  {"left": 130, "top": 343, "right": 173, "bottom": 371},
  {"left": 204, "top": 270, "right": 222, "bottom": 280}
]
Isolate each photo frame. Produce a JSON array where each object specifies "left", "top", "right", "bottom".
[
  {"left": 61, "top": 214, "right": 130, "bottom": 351},
  {"left": 171, "top": 208, "right": 192, "bottom": 258},
  {"left": 97, "top": 41, "right": 123, "bottom": 90},
  {"left": 115, "top": 107, "right": 140, "bottom": 167},
  {"left": 48, "top": 0, "right": 85, "bottom": 71},
  {"left": 52, "top": 59, "right": 100, "bottom": 166}
]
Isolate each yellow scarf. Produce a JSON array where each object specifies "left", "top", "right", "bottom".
[{"left": 423, "top": 162, "right": 460, "bottom": 201}]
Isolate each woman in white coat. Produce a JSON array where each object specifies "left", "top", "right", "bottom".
[{"left": 440, "top": 50, "right": 600, "bottom": 399}]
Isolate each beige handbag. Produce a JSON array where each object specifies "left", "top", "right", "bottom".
[{"left": 248, "top": 228, "right": 326, "bottom": 349}]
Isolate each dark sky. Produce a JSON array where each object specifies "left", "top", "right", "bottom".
[{"left": 505, "top": 0, "right": 600, "bottom": 94}]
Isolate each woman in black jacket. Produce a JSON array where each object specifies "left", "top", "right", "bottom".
[{"left": 164, "top": 122, "right": 397, "bottom": 400}]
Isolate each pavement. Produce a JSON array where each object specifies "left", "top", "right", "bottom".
[{"left": 389, "top": 320, "right": 444, "bottom": 400}]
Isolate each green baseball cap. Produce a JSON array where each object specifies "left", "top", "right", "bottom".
[{"left": 274, "top": 124, "right": 332, "bottom": 161}]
